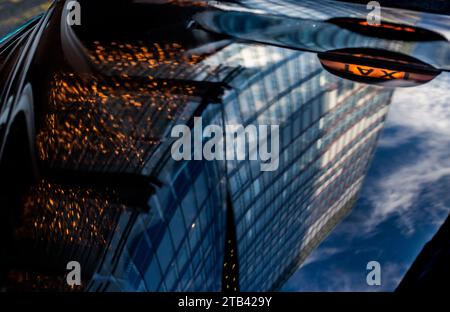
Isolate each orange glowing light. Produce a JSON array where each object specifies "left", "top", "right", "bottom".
[
  {"left": 327, "top": 18, "right": 445, "bottom": 42},
  {"left": 318, "top": 48, "right": 440, "bottom": 87},
  {"left": 18, "top": 180, "right": 123, "bottom": 247},
  {"left": 321, "top": 60, "right": 408, "bottom": 80},
  {"left": 357, "top": 21, "right": 416, "bottom": 33}
]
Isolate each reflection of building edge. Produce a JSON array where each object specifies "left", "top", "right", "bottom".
[
  {"left": 222, "top": 192, "right": 240, "bottom": 292},
  {"left": 272, "top": 195, "right": 358, "bottom": 290}
]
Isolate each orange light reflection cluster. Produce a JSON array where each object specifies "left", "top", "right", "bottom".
[
  {"left": 89, "top": 41, "right": 204, "bottom": 79},
  {"left": 7, "top": 270, "right": 83, "bottom": 291},
  {"left": 17, "top": 180, "right": 123, "bottom": 247},
  {"left": 37, "top": 70, "right": 196, "bottom": 172}
]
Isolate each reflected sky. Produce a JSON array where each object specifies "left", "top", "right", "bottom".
[{"left": 284, "top": 72, "right": 450, "bottom": 291}]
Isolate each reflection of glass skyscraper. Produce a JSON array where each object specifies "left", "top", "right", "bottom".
[
  {"left": 212, "top": 44, "right": 392, "bottom": 291},
  {"left": 87, "top": 39, "right": 393, "bottom": 291},
  {"left": 6, "top": 1, "right": 405, "bottom": 292}
]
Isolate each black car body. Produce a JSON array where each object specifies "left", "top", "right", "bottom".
[{"left": 0, "top": 0, "right": 449, "bottom": 291}]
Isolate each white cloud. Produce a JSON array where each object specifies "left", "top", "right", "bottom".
[
  {"left": 382, "top": 262, "right": 409, "bottom": 290},
  {"left": 285, "top": 75, "right": 450, "bottom": 291},
  {"left": 286, "top": 261, "right": 408, "bottom": 292},
  {"left": 301, "top": 247, "right": 343, "bottom": 267},
  {"left": 363, "top": 74, "right": 450, "bottom": 235}
]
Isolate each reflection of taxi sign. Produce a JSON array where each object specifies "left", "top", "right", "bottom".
[
  {"left": 318, "top": 48, "right": 441, "bottom": 87},
  {"left": 323, "top": 62, "right": 408, "bottom": 80}
]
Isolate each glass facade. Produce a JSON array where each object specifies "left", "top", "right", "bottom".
[
  {"left": 88, "top": 40, "right": 393, "bottom": 291},
  {"left": 212, "top": 44, "right": 392, "bottom": 290},
  {"left": 90, "top": 104, "right": 229, "bottom": 291}
]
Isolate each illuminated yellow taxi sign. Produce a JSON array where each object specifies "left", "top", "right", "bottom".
[
  {"left": 321, "top": 60, "right": 408, "bottom": 80},
  {"left": 318, "top": 48, "right": 441, "bottom": 87}
]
